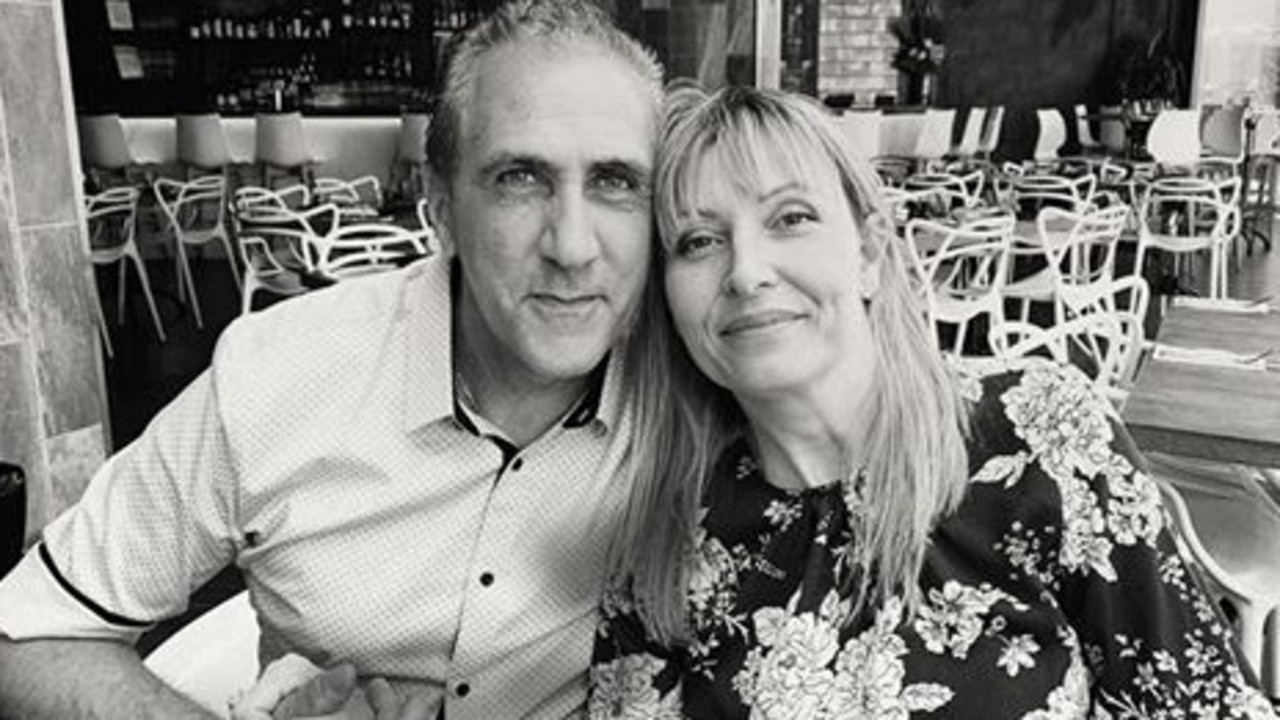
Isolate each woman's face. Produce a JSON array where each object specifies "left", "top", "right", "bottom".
[{"left": 663, "top": 146, "right": 881, "bottom": 399}]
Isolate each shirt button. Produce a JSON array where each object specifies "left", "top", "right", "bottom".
[
  {"left": 480, "top": 572, "right": 494, "bottom": 587},
  {"left": 510, "top": 458, "right": 524, "bottom": 472},
  {"left": 456, "top": 682, "right": 470, "bottom": 697}
]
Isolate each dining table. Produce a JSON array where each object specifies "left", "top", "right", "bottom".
[{"left": 1121, "top": 298, "right": 1280, "bottom": 467}]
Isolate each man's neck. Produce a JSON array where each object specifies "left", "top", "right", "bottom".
[{"left": 453, "top": 300, "right": 589, "bottom": 449}]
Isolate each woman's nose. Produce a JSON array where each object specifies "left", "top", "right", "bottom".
[{"left": 722, "top": 233, "right": 775, "bottom": 296}]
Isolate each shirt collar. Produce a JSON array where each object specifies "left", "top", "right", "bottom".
[{"left": 399, "top": 257, "right": 628, "bottom": 436}]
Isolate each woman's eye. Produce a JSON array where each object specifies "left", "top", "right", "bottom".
[
  {"left": 673, "top": 232, "right": 721, "bottom": 259},
  {"left": 775, "top": 208, "right": 818, "bottom": 231}
]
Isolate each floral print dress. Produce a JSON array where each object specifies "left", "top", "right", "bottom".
[{"left": 589, "top": 362, "right": 1276, "bottom": 719}]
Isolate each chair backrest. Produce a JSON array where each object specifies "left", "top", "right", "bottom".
[
  {"left": 1199, "top": 103, "right": 1246, "bottom": 162},
  {"left": 988, "top": 309, "right": 1144, "bottom": 401},
  {"left": 1097, "top": 105, "right": 1127, "bottom": 155},
  {"left": 254, "top": 112, "right": 311, "bottom": 167},
  {"left": 1010, "top": 173, "right": 1096, "bottom": 218},
  {"left": 77, "top": 114, "right": 134, "bottom": 170},
  {"left": 309, "top": 222, "right": 433, "bottom": 280},
  {"left": 397, "top": 113, "right": 431, "bottom": 163},
  {"left": 314, "top": 176, "right": 383, "bottom": 214},
  {"left": 1074, "top": 104, "right": 1100, "bottom": 149},
  {"left": 1034, "top": 205, "right": 1131, "bottom": 314},
  {"left": 834, "top": 110, "right": 883, "bottom": 160},
  {"left": 977, "top": 105, "right": 1005, "bottom": 157},
  {"left": 1248, "top": 107, "right": 1280, "bottom": 156},
  {"left": 1140, "top": 176, "right": 1241, "bottom": 245},
  {"left": 905, "top": 214, "right": 1015, "bottom": 355},
  {"left": 955, "top": 107, "right": 987, "bottom": 157},
  {"left": 1145, "top": 108, "right": 1203, "bottom": 167},
  {"left": 1033, "top": 108, "right": 1067, "bottom": 163},
  {"left": 154, "top": 175, "right": 228, "bottom": 233},
  {"left": 85, "top": 186, "right": 140, "bottom": 252},
  {"left": 904, "top": 168, "right": 985, "bottom": 212},
  {"left": 913, "top": 108, "right": 958, "bottom": 161},
  {"left": 177, "top": 113, "right": 232, "bottom": 170}
]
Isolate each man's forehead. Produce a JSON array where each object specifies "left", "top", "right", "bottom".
[{"left": 460, "top": 40, "right": 657, "bottom": 169}]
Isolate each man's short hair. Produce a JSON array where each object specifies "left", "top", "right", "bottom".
[{"left": 425, "top": 0, "right": 664, "bottom": 182}]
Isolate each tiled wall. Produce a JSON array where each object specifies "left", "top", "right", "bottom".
[
  {"left": 0, "top": 0, "right": 108, "bottom": 543},
  {"left": 817, "top": 0, "right": 900, "bottom": 101}
]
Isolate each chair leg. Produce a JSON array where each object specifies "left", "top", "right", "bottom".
[
  {"left": 218, "top": 230, "right": 243, "bottom": 292},
  {"left": 1236, "top": 602, "right": 1266, "bottom": 689},
  {"left": 175, "top": 242, "right": 204, "bottom": 329},
  {"left": 94, "top": 290, "right": 114, "bottom": 359},
  {"left": 116, "top": 259, "right": 128, "bottom": 323},
  {"left": 127, "top": 248, "right": 167, "bottom": 343}
]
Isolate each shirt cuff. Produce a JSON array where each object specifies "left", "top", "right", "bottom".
[{"left": 0, "top": 544, "right": 151, "bottom": 643}]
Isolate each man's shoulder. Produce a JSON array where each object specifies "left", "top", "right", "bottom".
[{"left": 215, "top": 258, "right": 446, "bottom": 374}]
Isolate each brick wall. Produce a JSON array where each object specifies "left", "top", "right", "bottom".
[{"left": 817, "top": 0, "right": 900, "bottom": 102}]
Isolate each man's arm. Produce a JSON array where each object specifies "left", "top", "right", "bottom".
[{"left": 0, "top": 636, "right": 218, "bottom": 720}]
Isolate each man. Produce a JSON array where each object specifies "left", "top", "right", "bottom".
[{"left": 0, "top": 1, "right": 663, "bottom": 718}]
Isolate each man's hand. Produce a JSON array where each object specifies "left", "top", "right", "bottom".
[{"left": 270, "top": 665, "right": 434, "bottom": 720}]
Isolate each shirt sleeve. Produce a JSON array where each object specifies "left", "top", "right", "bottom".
[
  {"left": 587, "top": 584, "right": 684, "bottom": 719},
  {"left": 0, "top": 368, "right": 242, "bottom": 643},
  {"left": 1021, "top": 366, "right": 1277, "bottom": 718}
]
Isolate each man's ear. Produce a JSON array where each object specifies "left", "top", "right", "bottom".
[{"left": 425, "top": 170, "right": 454, "bottom": 257}]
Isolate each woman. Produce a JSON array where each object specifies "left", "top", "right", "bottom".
[{"left": 591, "top": 85, "right": 1274, "bottom": 718}]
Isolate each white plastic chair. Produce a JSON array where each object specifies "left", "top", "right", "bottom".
[
  {"left": 86, "top": 186, "right": 166, "bottom": 345},
  {"left": 153, "top": 176, "right": 240, "bottom": 328},
  {"left": 1031, "top": 108, "right": 1068, "bottom": 170},
  {"left": 834, "top": 110, "right": 883, "bottom": 161},
  {"left": 144, "top": 591, "right": 260, "bottom": 717},
  {"left": 953, "top": 107, "right": 987, "bottom": 161},
  {"left": 306, "top": 222, "right": 433, "bottom": 283},
  {"left": 78, "top": 113, "right": 143, "bottom": 188},
  {"left": 975, "top": 105, "right": 1005, "bottom": 162},
  {"left": 254, "top": 112, "right": 318, "bottom": 188},
  {"left": 988, "top": 305, "right": 1145, "bottom": 407},
  {"left": 1145, "top": 108, "right": 1204, "bottom": 171},
  {"left": 905, "top": 214, "right": 1015, "bottom": 356},
  {"left": 230, "top": 187, "right": 333, "bottom": 315},
  {"left": 314, "top": 176, "right": 383, "bottom": 222},
  {"left": 904, "top": 168, "right": 985, "bottom": 215},
  {"left": 912, "top": 108, "right": 958, "bottom": 169},
  {"left": 1003, "top": 204, "right": 1130, "bottom": 325},
  {"left": 1137, "top": 176, "right": 1241, "bottom": 302},
  {"left": 177, "top": 113, "right": 235, "bottom": 179},
  {"left": 1148, "top": 455, "right": 1280, "bottom": 697}
]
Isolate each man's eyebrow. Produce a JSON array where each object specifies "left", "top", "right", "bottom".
[
  {"left": 592, "top": 157, "right": 652, "bottom": 176},
  {"left": 476, "top": 153, "right": 555, "bottom": 179}
]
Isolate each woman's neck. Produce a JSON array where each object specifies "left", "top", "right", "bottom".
[{"left": 739, "top": 371, "right": 877, "bottom": 492}]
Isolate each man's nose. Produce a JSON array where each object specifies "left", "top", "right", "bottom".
[{"left": 541, "top": 191, "right": 600, "bottom": 269}]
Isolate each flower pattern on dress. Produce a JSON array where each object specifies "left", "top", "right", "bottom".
[
  {"left": 589, "top": 366, "right": 1276, "bottom": 719},
  {"left": 589, "top": 653, "right": 682, "bottom": 720}
]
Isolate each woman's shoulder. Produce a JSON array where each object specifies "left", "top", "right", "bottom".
[{"left": 954, "top": 357, "right": 1115, "bottom": 464}]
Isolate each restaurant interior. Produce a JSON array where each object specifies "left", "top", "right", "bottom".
[{"left": 1, "top": 0, "right": 1280, "bottom": 709}]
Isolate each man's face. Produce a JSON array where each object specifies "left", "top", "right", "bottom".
[{"left": 439, "top": 41, "right": 656, "bottom": 387}]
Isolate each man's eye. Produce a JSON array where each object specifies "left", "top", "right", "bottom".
[
  {"left": 495, "top": 168, "right": 542, "bottom": 191},
  {"left": 673, "top": 232, "right": 721, "bottom": 259},
  {"left": 590, "top": 170, "right": 640, "bottom": 197}
]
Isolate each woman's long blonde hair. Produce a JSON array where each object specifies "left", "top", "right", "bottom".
[{"left": 613, "top": 85, "right": 971, "bottom": 645}]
